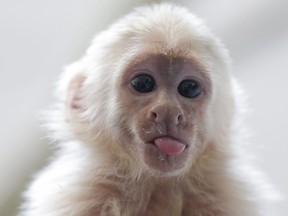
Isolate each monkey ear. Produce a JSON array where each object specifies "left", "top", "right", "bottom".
[
  {"left": 65, "top": 74, "right": 86, "bottom": 110},
  {"left": 58, "top": 61, "right": 87, "bottom": 111}
]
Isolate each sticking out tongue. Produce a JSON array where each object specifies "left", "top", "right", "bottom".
[{"left": 154, "top": 137, "right": 186, "bottom": 155}]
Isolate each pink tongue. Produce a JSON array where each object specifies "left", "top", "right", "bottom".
[{"left": 154, "top": 137, "right": 186, "bottom": 155}]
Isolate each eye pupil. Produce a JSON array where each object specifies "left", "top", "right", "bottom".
[
  {"left": 131, "top": 74, "right": 155, "bottom": 93},
  {"left": 178, "top": 80, "right": 201, "bottom": 98}
]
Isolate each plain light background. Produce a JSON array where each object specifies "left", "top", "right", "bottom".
[{"left": 0, "top": 0, "right": 287, "bottom": 215}]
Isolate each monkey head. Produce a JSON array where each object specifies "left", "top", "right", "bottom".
[{"left": 60, "top": 4, "right": 235, "bottom": 177}]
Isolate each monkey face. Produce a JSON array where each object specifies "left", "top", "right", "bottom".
[{"left": 117, "top": 54, "right": 212, "bottom": 175}]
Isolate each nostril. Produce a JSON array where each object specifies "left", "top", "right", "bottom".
[
  {"left": 177, "top": 113, "right": 184, "bottom": 125},
  {"left": 151, "top": 111, "right": 157, "bottom": 121},
  {"left": 177, "top": 114, "right": 181, "bottom": 122},
  {"left": 150, "top": 108, "right": 164, "bottom": 123}
]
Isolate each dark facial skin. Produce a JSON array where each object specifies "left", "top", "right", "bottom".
[{"left": 118, "top": 54, "right": 211, "bottom": 175}]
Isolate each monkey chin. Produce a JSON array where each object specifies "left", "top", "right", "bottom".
[{"left": 139, "top": 137, "right": 192, "bottom": 177}]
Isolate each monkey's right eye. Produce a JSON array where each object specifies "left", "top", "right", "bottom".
[{"left": 131, "top": 74, "right": 156, "bottom": 93}]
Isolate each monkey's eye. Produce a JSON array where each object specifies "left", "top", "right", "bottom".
[
  {"left": 178, "top": 80, "right": 201, "bottom": 99},
  {"left": 131, "top": 74, "right": 156, "bottom": 93}
]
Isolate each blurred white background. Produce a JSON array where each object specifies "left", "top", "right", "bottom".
[{"left": 0, "top": 0, "right": 287, "bottom": 215}]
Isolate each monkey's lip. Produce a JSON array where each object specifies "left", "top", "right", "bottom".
[{"left": 152, "top": 136, "right": 187, "bottom": 156}]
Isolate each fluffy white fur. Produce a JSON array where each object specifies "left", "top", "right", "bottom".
[{"left": 19, "top": 3, "right": 277, "bottom": 216}]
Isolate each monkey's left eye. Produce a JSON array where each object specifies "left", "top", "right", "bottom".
[
  {"left": 178, "top": 80, "right": 201, "bottom": 99},
  {"left": 131, "top": 74, "right": 156, "bottom": 93}
]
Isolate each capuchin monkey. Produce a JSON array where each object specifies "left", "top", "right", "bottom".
[{"left": 19, "top": 3, "right": 277, "bottom": 216}]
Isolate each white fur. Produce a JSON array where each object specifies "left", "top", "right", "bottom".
[{"left": 19, "top": 3, "right": 278, "bottom": 216}]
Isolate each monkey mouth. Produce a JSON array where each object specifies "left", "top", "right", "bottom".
[
  {"left": 142, "top": 136, "right": 190, "bottom": 172},
  {"left": 152, "top": 136, "right": 187, "bottom": 156}
]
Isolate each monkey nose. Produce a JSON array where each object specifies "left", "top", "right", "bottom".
[{"left": 150, "top": 106, "right": 184, "bottom": 126}]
